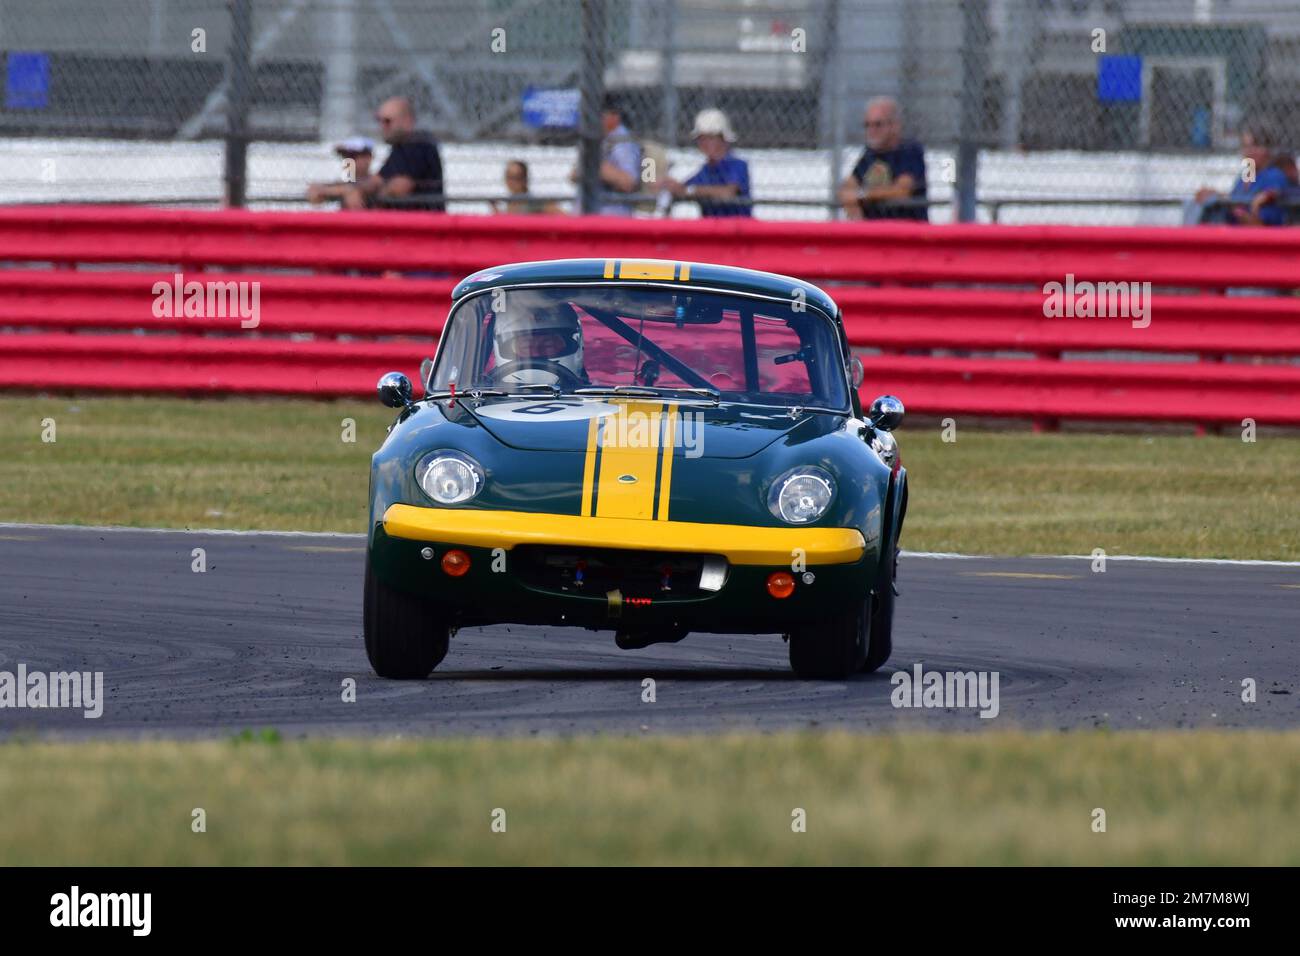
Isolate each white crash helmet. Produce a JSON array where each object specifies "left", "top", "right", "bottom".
[{"left": 490, "top": 298, "right": 586, "bottom": 385}]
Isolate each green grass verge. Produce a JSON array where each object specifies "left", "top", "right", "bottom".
[
  {"left": 2, "top": 395, "right": 1297, "bottom": 559},
  {"left": 2, "top": 731, "right": 1297, "bottom": 865}
]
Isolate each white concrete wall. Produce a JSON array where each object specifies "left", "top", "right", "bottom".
[{"left": 0, "top": 136, "right": 1247, "bottom": 225}]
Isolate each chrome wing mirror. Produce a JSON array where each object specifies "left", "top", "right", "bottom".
[
  {"left": 377, "top": 371, "right": 415, "bottom": 410},
  {"left": 867, "top": 394, "right": 904, "bottom": 432}
]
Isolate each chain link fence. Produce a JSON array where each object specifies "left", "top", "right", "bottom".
[{"left": 1, "top": 0, "right": 1298, "bottom": 222}]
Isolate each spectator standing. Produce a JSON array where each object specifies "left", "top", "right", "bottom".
[
  {"left": 306, "top": 137, "right": 375, "bottom": 206},
  {"left": 493, "top": 160, "right": 562, "bottom": 214},
  {"left": 571, "top": 97, "right": 642, "bottom": 215},
  {"left": 344, "top": 96, "right": 445, "bottom": 211},
  {"left": 838, "top": 96, "right": 927, "bottom": 221},
  {"left": 660, "top": 109, "right": 751, "bottom": 217},
  {"left": 600, "top": 98, "right": 643, "bottom": 215}
]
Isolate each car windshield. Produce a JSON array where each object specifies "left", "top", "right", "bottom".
[{"left": 430, "top": 284, "right": 849, "bottom": 409}]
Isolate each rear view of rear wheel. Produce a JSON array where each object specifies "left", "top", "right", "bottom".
[
  {"left": 363, "top": 559, "right": 450, "bottom": 678},
  {"left": 788, "top": 598, "right": 869, "bottom": 679}
]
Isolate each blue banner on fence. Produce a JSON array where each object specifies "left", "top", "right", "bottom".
[
  {"left": 1097, "top": 55, "right": 1142, "bottom": 103},
  {"left": 6, "top": 52, "right": 50, "bottom": 109},
  {"left": 522, "top": 87, "right": 580, "bottom": 129}
]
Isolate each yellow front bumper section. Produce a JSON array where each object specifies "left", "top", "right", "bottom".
[{"left": 382, "top": 504, "right": 866, "bottom": 566}]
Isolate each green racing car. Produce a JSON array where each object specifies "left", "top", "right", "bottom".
[{"left": 365, "top": 258, "right": 907, "bottom": 679}]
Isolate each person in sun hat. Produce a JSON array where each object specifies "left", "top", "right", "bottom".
[{"left": 660, "top": 108, "right": 752, "bottom": 217}]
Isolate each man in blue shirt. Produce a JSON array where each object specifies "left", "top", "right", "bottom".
[
  {"left": 661, "top": 109, "right": 752, "bottom": 217},
  {"left": 1191, "top": 124, "right": 1292, "bottom": 226},
  {"left": 569, "top": 97, "right": 643, "bottom": 215},
  {"left": 599, "top": 100, "right": 644, "bottom": 215},
  {"left": 838, "top": 96, "right": 927, "bottom": 221}
]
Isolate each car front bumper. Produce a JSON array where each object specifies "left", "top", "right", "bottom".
[
  {"left": 382, "top": 503, "right": 865, "bottom": 565},
  {"left": 370, "top": 504, "right": 875, "bottom": 633}
]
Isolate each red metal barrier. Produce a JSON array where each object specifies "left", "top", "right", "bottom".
[
  {"left": 4, "top": 204, "right": 1300, "bottom": 286},
  {"left": 836, "top": 287, "right": 1300, "bottom": 355},
  {"left": 0, "top": 270, "right": 451, "bottom": 336},
  {"left": 858, "top": 355, "right": 1300, "bottom": 426},
  {"left": 0, "top": 332, "right": 420, "bottom": 397},
  {"left": 2, "top": 206, "right": 1299, "bottom": 426}
]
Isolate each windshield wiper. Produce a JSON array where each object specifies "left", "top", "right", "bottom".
[
  {"left": 426, "top": 383, "right": 561, "bottom": 401},
  {"left": 501, "top": 383, "right": 562, "bottom": 397},
  {"left": 425, "top": 388, "right": 507, "bottom": 401},
  {"left": 574, "top": 385, "right": 721, "bottom": 403},
  {"left": 662, "top": 386, "right": 722, "bottom": 401},
  {"left": 574, "top": 385, "right": 660, "bottom": 397}
]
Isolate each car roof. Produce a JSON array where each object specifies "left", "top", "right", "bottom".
[{"left": 451, "top": 258, "right": 840, "bottom": 318}]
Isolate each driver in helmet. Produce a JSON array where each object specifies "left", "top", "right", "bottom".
[{"left": 490, "top": 302, "right": 589, "bottom": 387}]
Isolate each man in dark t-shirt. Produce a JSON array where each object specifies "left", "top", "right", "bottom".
[
  {"left": 838, "top": 96, "right": 927, "bottom": 222},
  {"left": 343, "top": 96, "right": 445, "bottom": 212}
]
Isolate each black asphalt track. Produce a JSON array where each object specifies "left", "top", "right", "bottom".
[{"left": 0, "top": 525, "right": 1295, "bottom": 737}]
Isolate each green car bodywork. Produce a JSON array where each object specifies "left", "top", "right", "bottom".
[{"left": 364, "top": 258, "right": 907, "bottom": 679}]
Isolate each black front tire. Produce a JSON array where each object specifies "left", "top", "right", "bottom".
[
  {"left": 363, "top": 559, "right": 450, "bottom": 678},
  {"left": 788, "top": 598, "right": 869, "bottom": 679},
  {"left": 861, "top": 547, "right": 898, "bottom": 673}
]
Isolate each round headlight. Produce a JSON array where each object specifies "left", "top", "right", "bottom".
[
  {"left": 417, "top": 451, "right": 484, "bottom": 505},
  {"left": 768, "top": 467, "right": 835, "bottom": 524}
]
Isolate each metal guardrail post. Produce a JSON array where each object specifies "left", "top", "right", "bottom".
[
  {"left": 577, "top": 0, "right": 609, "bottom": 217},
  {"left": 823, "top": 0, "right": 844, "bottom": 219},
  {"left": 661, "top": 0, "right": 678, "bottom": 147},
  {"left": 223, "top": 0, "right": 254, "bottom": 209},
  {"left": 955, "top": 0, "right": 987, "bottom": 223}
]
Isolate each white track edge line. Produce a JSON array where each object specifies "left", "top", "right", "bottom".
[
  {"left": 902, "top": 550, "right": 1300, "bottom": 568},
  {"left": 1, "top": 522, "right": 1297, "bottom": 566},
  {"left": 0, "top": 521, "right": 363, "bottom": 539}
]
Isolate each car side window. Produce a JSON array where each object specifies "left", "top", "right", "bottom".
[
  {"left": 432, "top": 299, "right": 493, "bottom": 388},
  {"left": 754, "top": 314, "right": 812, "bottom": 395}
]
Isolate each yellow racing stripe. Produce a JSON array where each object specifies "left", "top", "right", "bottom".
[
  {"left": 594, "top": 402, "right": 662, "bottom": 519},
  {"left": 657, "top": 409, "right": 676, "bottom": 520},
  {"left": 580, "top": 402, "right": 680, "bottom": 521},
  {"left": 602, "top": 260, "right": 693, "bottom": 282},
  {"left": 580, "top": 414, "right": 600, "bottom": 516},
  {"left": 617, "top": 260, "right": 677, "bottom": 281}
]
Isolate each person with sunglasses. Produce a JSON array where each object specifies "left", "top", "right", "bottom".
[
  {"left": 342, "top": 96, "right": 445, "bottom": 212},
  {"left": 838, "top": 96, "right": 928, "bottom": 222}
]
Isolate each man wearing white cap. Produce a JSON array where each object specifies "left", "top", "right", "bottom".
[
  {"left": 661, "top": 108, "right": 752, "bottom": 217},
  {"left": 306, "top": 137, "right": 375, "bottom": 206}
]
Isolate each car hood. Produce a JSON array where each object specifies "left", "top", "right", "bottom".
[{"left": 462, "top": 396, "right": 826, "bottom": 459}]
